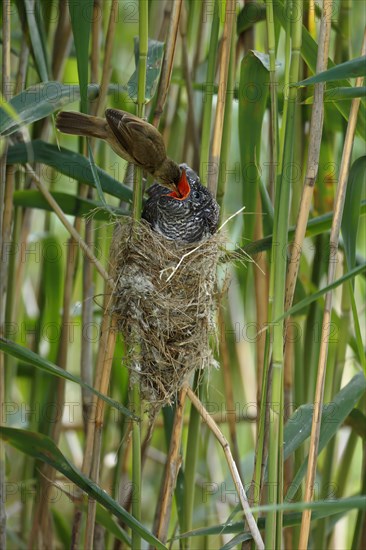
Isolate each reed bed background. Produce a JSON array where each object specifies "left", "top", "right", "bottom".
[{"left": 0, "top": 0, "right": 365, "bottom": 549}]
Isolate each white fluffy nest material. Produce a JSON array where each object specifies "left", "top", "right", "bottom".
[{"left": 110, "top": 218, "right": 222, "bottom": 407}]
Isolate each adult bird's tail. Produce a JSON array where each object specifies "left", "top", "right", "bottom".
[{"left": 56, "top": 111, "right": 108, "bottom": 140}]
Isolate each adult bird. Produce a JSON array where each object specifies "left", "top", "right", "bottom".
[
  {"left": 56, "top": 108, "right": 182, "bottom": 192},
  {"left": 142, "top": 164, "right": 220, "bottom": 244}
]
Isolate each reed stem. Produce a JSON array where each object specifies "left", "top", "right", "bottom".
[
  {"left": 299, "top": 32, "right": 366, "bottom": 549},
  {"left": 266, "top": 1, "right": 303, "bottom": 545},
  {"left": 207, "top": 0, "right": 236, "bottom": 198}
]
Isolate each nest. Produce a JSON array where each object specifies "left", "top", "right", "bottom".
[{"left": 110, "top": 218, "right": 222, "bottom": 408}]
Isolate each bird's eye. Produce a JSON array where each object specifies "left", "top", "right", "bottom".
[{"left": 192, "top": 191, "right": 201, "bottom": 200}]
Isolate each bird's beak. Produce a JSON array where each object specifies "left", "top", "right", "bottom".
[{"left": 168, "top": 170, "right": 190, "bottom": 200}]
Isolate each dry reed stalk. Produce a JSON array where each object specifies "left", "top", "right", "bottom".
[
  {"left": 180, "top": 3, "right": 200, "bottom": 167},
  {"left": 91, "top": 0, "right": 102, "bottom": 92},
  {"left": 157, "top": 0, "right": 172, "bottom": 42},
  {"left": 51, "top": 0, "right": 72, "bottom": 81},
  {"left": 15, "top": 38, "right": 29, "bottom": 94},
  {"left": 0, "top": 0, "right": 12, "bottom": 290},
  {"left": 79, "top": 0, "right": 102, "bottom": 462},
  {"left": 67, "top": 214, "right": 96, "bottom": 542},
  {"left": 1, "top": 168, "right": 14, "bottom": 303},
  {"left": 152, "top": 0, "right": 183, "bottom": 127},
  {"left": 29, "top": 221, "right": 84, "bottom": 548},
  {"left": 0, "top": 2, "right": 12, "bottom": 545},
  {"left": 298, "top": 30, "right": 366, "bottom": 550},
  {"left": 38, "top": 1, "right": 74, "bottom": 142},
  {"left": 218, "top": 303, "right": 242, "bottom": 476},
  {"left": 70, "top": 288, "right": 115, "bottom": 549},
  {"left": 11, "top": 6, "right": 70, "bottom": 321},
  {"left": 75, "top": 3, "right": 133, "bottom": 532},
  {"left": 207, "top": 0, "right": 236, "bottom": 198},
  {"left": 32, "top": 12, "right": 99, "bottom": 525},
  {"left": 192, "top": 0, "right": 205, "bottom": 77},
  {"left": 0, "top": 124, "right": 8, "bottom": 550},
  {"left": 280, "top": 6, "right": 332, "bottom": 540},
  {"left": 186, "top": 385, "right": 265, "bottom": 549},
  {"left": 80, "top": 0, "right": 118, "bottom": 433},
  {"left": 94, "top": 0, "right": 119, "bottom": 117},
  {"left": 5, "top": 33, "right": 28, "bottom": 356},
  {"left": 1, "top": 0, "right": 11, "bottom": 91},
  {"left": 81, "top": 220, "right": 94, "bottom": 431},
  {"left": 85, "top": 313, "right": 118, "bottom": 549},
  {"left": 153, "top": 387, "right": 187, "bottom": 542},
  {"left": 71, "top": 40, "right": 117, "bottom": 531},
  {"left": 32, "top": 33, "right": 102, "bottom": 527},
  {"left": 13, "top": 207, "right": 33, "bottom": 316},
  {"left": 284, "top": 0, "right": 333, "bottom": 314}
]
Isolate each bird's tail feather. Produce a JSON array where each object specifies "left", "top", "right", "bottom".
[{"left": 56, "top": 111, "right": 108, "bottom": 139}]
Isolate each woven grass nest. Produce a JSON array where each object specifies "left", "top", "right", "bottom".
[{"left": 110, "top": 218, "right": 223, "bottom": 407}]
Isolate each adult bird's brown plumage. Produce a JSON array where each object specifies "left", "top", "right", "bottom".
[{"left": 55, "top": 108, "right": 182, "bottom": 191}]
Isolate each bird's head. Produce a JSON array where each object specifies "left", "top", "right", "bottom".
[
  {"left": 142, "top": 164, "right": 220, "bottom": 243},
  {"left": 155, "top": 158, "right": 184, "bottom": 192},
  {"left": 156, "top": 165, "right": 219, "bottom": 223}
]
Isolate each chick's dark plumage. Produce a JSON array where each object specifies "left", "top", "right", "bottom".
[{"left": 142, "top": 164, "right": 220, "bottom": 244}]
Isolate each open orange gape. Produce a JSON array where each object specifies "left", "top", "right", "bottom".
[{"left": 168, "top": 169, "right": 190, "bottom": 200}]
